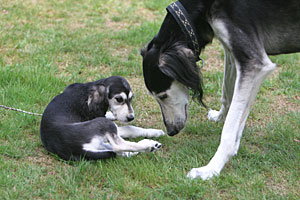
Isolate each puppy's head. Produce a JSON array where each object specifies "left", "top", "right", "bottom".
[{"left": 105, "top": 76, "right": 134, "bottom": 123}]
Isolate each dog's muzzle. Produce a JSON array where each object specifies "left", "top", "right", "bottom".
[
  {"left": 165, "top": 121, "right": 185, "bottom": 136},
  {"left": 161, "top": 104, "right": 188, "bottom": 136}
]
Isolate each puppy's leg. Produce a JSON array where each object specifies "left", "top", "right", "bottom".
[
  {"left": 117, "top": 125, "right": 165, "bottom": 138},
  {"left": 106, "top": 132, "right": 162, "bottom": 153},
  {"left": 116, "top": 152, "right": 139, "bottom": 157},
  {"left": 82, "top": 137, "right": 139, "bottom": 158},
  {"left": 188, "top": 53, "right": 276, "bottom": 180},
  {"left": 208, "top": 48, "right": 236, "bottom": 122}
]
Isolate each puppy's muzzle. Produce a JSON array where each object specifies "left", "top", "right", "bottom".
[{"left": 126, "top": 115, "right": 134, "bottom": 122}]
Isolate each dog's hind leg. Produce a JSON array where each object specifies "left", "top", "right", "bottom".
[
  {"left": 188, "top": 49, "right": 276, "bottom": 180},
  {"left": 117, "top": 125, "right": 165, "bottom": 138},
  {"left": 208, "top": 47, "right": 236, "bottom": 122}
]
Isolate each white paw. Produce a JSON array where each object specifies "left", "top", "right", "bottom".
[
  {"left": 144, "top": 129, "right": 165, "bottom": 138},
  {"left": 105, "top": 111, "right": 116, "bottom": 121},
  {"left": 117, "top": 152, "right": 139, "bottom": 157},
  {"left": 138, "top": 139, "right": 162, "bottom": 152},
  {"left": 207, "top": 109, "right": 223, "bottom": 122},
  {"left": 187, "top": 166, "right": 219, "bottom": 180}
]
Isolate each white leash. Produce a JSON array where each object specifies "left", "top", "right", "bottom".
[{"left": 0, "top": 104, "right": 42, "bottom": 116}]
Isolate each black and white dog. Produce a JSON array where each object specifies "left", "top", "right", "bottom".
[
  {"left": 40, "top": 76, "right": 164, "bottom": 161},
  {"left": 141, "top": 0, "right": 300, "bottom": 180}
]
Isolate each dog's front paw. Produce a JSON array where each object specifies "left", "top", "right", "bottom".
[
  {"left": 144, "top": 129, "right": 165, "bottom": 138},
  {"left": 187, "top": 166, "right": 219, "bottom": 180},
  {"left": 138, "top": 139, "right": 162, "bottom": 152},
  {"left": 207, "top": 109, "right": 224, "bottom": 122}
]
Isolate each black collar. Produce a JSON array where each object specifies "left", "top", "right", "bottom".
[{"left": 167, "top": 1, "right": 203, "bottom": 64}]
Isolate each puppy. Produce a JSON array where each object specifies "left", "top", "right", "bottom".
[{"left": 40, "top": 76, "right": 164, "bottom": 161}]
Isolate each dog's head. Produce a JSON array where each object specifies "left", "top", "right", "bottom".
[
  {"left": 141, "top": 37, "right": 205, "bottom": 136},
  {"left": 105, "top": 76, "right": 134, "bottom": 123},
  {"left": 87, "top": 76, "right": 134, "bottom": 123},
  {"left": 140, "top": 6, "right": 215, "bottom": 136}
]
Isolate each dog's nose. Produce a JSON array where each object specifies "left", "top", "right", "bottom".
[
  {"left": 127, "top": 116, "right": 134, "bottom": 122},
  {"left": 167, "top": 129, "right": 179, "bottom": 136}
]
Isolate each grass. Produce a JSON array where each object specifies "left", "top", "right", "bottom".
[{"left": 0, "top": 0, "right": 299, "bottom": 199}]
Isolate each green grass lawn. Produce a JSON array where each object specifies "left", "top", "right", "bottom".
[{"left": 0, "top": 0, "right": 299, "bottom": 199}]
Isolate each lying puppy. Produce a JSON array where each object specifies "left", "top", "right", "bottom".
[{"left": 40, "top": 76, "right": 164, "bottom": 160}]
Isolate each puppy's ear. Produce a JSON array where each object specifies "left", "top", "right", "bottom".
[{"left": 87, "top": 85, "right": 106, "bottom": 110}]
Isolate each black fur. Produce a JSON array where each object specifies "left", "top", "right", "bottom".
[{"left": 40, "top": 76, "right": 131, "bottom": 161}]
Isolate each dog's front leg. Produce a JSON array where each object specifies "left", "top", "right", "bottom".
[
  {"left": 208, "top": 48, "right": 236, "bottom": 122},
  {"left": 117, "top": 125, "right": 165, "bottom": 138},
  {"left": 188, "top": 55, "right": 276, "bottom": 180},
  {"left": 106, "top": 133, "right": 162, "bottom": 153}
]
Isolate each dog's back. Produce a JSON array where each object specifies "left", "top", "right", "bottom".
[{"left": 40, "top": 81, "right": 116, "bottom": 160}]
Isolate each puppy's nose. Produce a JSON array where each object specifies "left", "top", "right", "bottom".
[{"left": 127, "top": 116, "right": 134, "bottom": 122}]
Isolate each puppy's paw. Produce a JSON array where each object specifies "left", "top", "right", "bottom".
[
  {"left": 207, "top": 109, "right": 224, "bottom": 122},
  {"left": 117, "top": 152, "right": 139, "bottom": 157},
  {"left": 138, "top": 139, "right": 162, "bottom": 152},
  {"left": 144, "top": 129, "right": 165, "bottom": 138},
  {"left": 187, "top": 166, "right": 219, "bottom": 180},
  {"left": 105, "top": 111, "right": 116, "bottom": 121}
]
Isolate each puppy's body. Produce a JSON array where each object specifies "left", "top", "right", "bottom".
[{"left": 40, "top": 76, "right": 164, "bottom": 161}]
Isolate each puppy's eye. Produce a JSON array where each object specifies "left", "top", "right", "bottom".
[{"left": 115, "top": 97, "right": 124, "bottom": 103}]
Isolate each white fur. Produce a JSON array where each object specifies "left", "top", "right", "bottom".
[
  {"left": 153, "top": 81, "right": 190, "bottom": 126},
  {"left": 210, "top": 19, "right": 232, "bottom": 50},
  {"left": 105, "top": 111, "right": 116, "bottom": 121},
  {"left": 117, "top": 125, "right": 165, "bottom": 138},
  {"left": 128, "top": 91, "right": 133, "bottom": 99},
  {"left": 108, "top": 92, "right": 134, "bottom": 122},
  {"left": 82, "top": 136, "right": 112, "bottom": 153}
]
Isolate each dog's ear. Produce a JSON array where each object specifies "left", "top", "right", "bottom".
[
  {"left": 158, "top": 42, "right": 205, "bottom": 106},
  {"left": 141, "top": 42, "right": 152, "bottom": 58},
  {"left": 141, "top": 37, "right": 157, "bottom": 58},
  {"left": 87, "top": 85, "right": 106, "bottom": 110}
]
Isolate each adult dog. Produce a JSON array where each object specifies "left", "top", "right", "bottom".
[
  {"left": 141, "top": 0, "right": 300, "bottom": 180},
  {"left": 40, "top": 76, "right": 164, "bottom": 161}
]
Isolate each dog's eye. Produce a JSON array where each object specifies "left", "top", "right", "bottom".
[
  {"left": 158, "top": 94, "right": 168, "bottom": 100},
  {"left": 115, "top": 97, "right": 124, "bottom": 103}
]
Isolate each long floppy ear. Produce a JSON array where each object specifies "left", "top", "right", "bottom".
[
  {"left": 87, "top": 85, "right": 106, "bottom": 111},
  {"left": 158, "top": 42, "right": 205, "bottom": 105},
  {"left": 158, "top": 43, "right": 199, "bottom": 86},
  {"left": 141, "top": 37, "right": 155, "bottom": 58}
]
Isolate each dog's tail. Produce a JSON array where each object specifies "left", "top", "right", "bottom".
[{"left": 81, "top": 150, "right": 116, "bottom": 160}]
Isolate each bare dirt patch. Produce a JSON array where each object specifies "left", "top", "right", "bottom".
[
  {"left": 25, "top": 149, "right": 57, "bottom": 169},
  {"left": 201, "top": 40, "right": 224, "bottom": 73}
]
